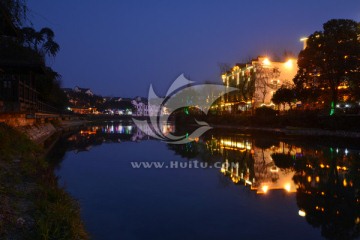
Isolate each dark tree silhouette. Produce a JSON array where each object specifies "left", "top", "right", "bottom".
[{"left": 294, "top": 19, "right": 360, "bottom": 115}]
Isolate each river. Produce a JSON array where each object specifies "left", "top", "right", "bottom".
[{"left": 48, "top": 121, "right": 360, "bottom": 240}]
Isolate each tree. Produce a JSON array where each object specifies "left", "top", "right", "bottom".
[
  {"left": 294, "top": 19, "right": 360, "bottom": 115},
  {"left": 21, "top": 27, "right": 60, "bottom": 57},
  {"left": 272, "top": 86, "right": 296, "bottom": 110},
  {"left": 254, "top": 64, "right": 280, "bottom": 104},
  {"left": 0, "top": 0, "right": 27, "bottom": 28},
  {"left": 35, "top": 68, "right": 69, "bottom": 110},
  {"left": 0, "top": 0, "right": 65, "bottom": 111}
]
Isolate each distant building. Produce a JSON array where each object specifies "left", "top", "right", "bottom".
[
  {"left": 131, "top": 97, "right": 148, "bottom": 116},
  {"left": 70, "top": 107, "right": 97, "bottom": 115},
  {"left": 74, "top": 86, "right": 94, "bottom": 96}
]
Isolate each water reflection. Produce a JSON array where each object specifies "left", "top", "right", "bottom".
[
  {"left": 52, "top": 122, "right": 360, "bottom": 240},
  {"left": 62, "top": 121, "right": 175, "bottom": 153},
  {"left": 167, "top": 130, "right": 360, "bottom": 239}
]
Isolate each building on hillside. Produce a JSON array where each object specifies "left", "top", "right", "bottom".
[
  {"left": 220, "top": 56, "right": 298, "bottom": 112},
  {"left": 69, "top": 106, "right": 97, "bottom": 115},
  {"left": 131, "top": 97, "right": 148, "bottom": 116},
  {"left": 74, "top": 86, "right": 94, "bottom": 96}
]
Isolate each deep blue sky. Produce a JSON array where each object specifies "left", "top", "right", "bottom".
[{"left": 27, "top": 0, "right": 360, "bottom": 97}]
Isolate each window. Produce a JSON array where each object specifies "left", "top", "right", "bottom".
[{"left": 3, "top": 81, "right": 11, "bottom": 88}]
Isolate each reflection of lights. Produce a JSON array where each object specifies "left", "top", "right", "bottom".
[
  {"left": 337, "top": 166, "right": 348, "bottom": 171},
  {"left": 245, "top": 180, "right": 252, "bottom": 185},
  {"left": 307, "top": 176, "right": 312, "bottom": 183},
  {"left": 284, "top": 183, "right": 291, "bottom": 192},
  {"left": 219, "top": 139, "right": 252, "bottom": 151},
  {"left": 262, "top": 186, "right": 269, "bottom": 194},
  {"left": 232, "top": 177, "right": 240, "bottom": 183},
  {"left": 298, "top": 210, "right": 306, "bottom": 217}
]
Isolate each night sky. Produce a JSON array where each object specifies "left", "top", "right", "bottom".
[{"left": 27, "top": 0, "right": 360, "bottom": 97}]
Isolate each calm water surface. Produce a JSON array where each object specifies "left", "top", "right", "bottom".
[{"left": 50, "top": 122, "right": 360, "bottom": 240}]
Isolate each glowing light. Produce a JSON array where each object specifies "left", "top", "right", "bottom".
[
  {"left": 316, "top": 176, "right": 320, "bottom": 182},
  {"left": 233, "top": 66, "right": 240, "bottom": 71},
  {"left": 262, "top": 58, "right": 271, "bottom": 66},
  {"left": 298, "top": 210, "right": 306, "bottom": 217},
  {"left": 284, "top": 59, "right": 293, "bottom": 69},
  {"left": 343, "top": 179, "right": 348, "bottom": 187},
  {"left": 307, "top": 176, "right": 312, "bottom": 183},
  {"left": 284, "top": 183, "right": 291, "bottom": 192},
  {"left": 262, "top": 185, "right": 269, "bottom": 194}
]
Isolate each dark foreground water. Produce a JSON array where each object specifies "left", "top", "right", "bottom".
[{"left": 50, "top": 122, "right": 360, "bottom": 240}]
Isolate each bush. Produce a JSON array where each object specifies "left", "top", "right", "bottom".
[{"left": 255, "top": 106, "right": 278, "bottom": 117}]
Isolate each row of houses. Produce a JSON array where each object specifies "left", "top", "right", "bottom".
[{"left": 63, "top": 87, "right": 151, "bottom": 116}]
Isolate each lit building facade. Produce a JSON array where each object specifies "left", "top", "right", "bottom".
[{"left": 221, "top": 56, "right": 298, "bottom": 111}]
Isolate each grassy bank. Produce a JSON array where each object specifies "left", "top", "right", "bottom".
[{"left": 0, "top": 123, "right": 88, "bottom": 239}]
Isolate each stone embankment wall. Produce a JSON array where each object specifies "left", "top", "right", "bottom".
[{"left": 20, "top": 123, "right": 57, "bottom": 142}]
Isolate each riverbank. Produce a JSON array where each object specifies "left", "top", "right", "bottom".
[
  {"left": 0, "top": 122, "right": 88, "bottom": 239},
  {"left": 211, "top": 125, "right": 360, "bottom": 138},
  {"left": 173, "top": 109, "right": 360, "bottom": 139}
]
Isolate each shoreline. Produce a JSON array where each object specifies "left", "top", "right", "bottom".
[
  {"left": 0, "top": 120, "right": 89, "bottom": 239},
  {"left": 211, "top": 124, "right": 360, "bottom": 138}
]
